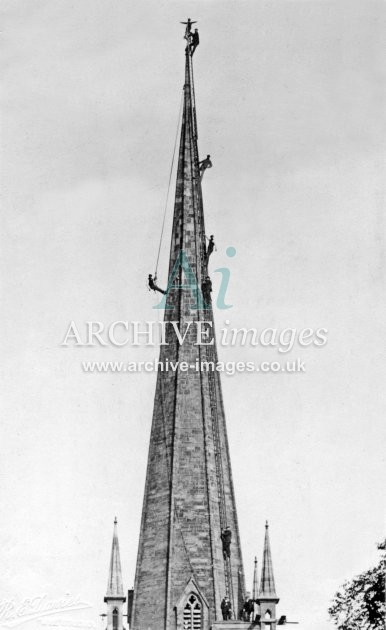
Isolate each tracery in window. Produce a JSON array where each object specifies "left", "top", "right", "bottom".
[{"left": 183, "top": 594, "right": 202, "bottom": 630}]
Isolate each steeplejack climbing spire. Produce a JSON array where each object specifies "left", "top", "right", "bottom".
[{"left": 132, "top": 23, "right": 245, "bottom": 630}]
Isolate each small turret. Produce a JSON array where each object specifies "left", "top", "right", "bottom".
[
  {"left": 257, "top": 521, "right": 279, "bottom": 629},
  {"left": 104, "top": 518, "right": 126, "bottom": 630},
  {"left": 252, "top": 556, "right": 259, "bottom": 601}
]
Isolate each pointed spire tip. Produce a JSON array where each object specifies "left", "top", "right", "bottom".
[
  {"left": 260, "top": 518, "right": 277, "bottom": 599},
  {"left": 106, "top": 516, "right": 124, "bottom": 598}
]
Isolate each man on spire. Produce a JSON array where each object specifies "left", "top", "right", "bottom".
[
  {"left": 180, "top": 18, "right": 197, "bottom": 41},
  {"left": 199, "top": 154, "right": 212, "bottom": 180},
  {"left": 201, "top": 275, "right": 212, "bottom": 304},
  {"left": 148, "top": 274, "right": 166, "bottom": 295},
  {"left": 221, "top": 526, "right": 232, "bottom": 560},
  {"left": 190, "top": 28, "right": 200, "bottom": 55},
  {"left": 206, "top": 235, "right": 215, "bottom": 262}
]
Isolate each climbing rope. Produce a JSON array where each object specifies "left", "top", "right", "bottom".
[{"left": 154, "top": 91, "right": 184, "bottom": 279}]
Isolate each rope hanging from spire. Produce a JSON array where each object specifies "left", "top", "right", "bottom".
[
  {"left": 151, "top": 20, "right": 204, "bottom": 289},
  {"left": 154, "top": 92, "right": 184, "bottom": 280}
]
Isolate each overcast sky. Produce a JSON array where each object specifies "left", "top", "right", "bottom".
[{"left": 1, "top": 2, "right": 386, "bottom": 630}]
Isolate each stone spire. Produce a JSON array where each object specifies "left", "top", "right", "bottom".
[
  {"left": 131, "top": 25, "right": 245, "bottom": 630},
  {"left": 260, "top": 522, "right": 277, "bottom": 598},
  {"left": 106, "top": 517, "right": 124, "bottom": 598},
  {"left": 258, "top": 522, "right": 279, "bottom": 629},
  {"left": 104, "top": 519, "right": 126, "bottom": 630},
  {"left": 252, "top": 556, "right": 259, "bottom": 600}
]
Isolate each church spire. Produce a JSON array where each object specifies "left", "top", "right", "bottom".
[
  {"left": 258, "top": 522, "right": 279, "bottom": 629},
  {"left": 131, "top": 23, "right": 245, "bottom": 630},
  {"left": 252, "top": 556, "right": 259, "bottom": 600},
  {"left": 161, "top": 33, "right": 205, "bottom": 308},
  {"left": 260, "top": 521, "right": 277, "bottom": 598},
  {"left": 106, "top": 517, "right": 124, "bottom": 598},
  {"left": 104, "top": 519, "right": 126, "bottom": 630}
]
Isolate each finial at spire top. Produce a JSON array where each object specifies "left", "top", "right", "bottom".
[
  {"left": 265, "top": 520, "right": 269, "bottom": 528},
  {"left": 114, "top": 516, "right": 117, "bottom": 525},
  {"left": 180, "top": 18, "right": 197, "bottom": 37},
  {"left": 180, "top": 18, "right": 199, "bottom": 56}
]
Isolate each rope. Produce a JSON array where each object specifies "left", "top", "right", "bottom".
[{"left": 154, "top": 91, "right": 184, "bottom": 279}]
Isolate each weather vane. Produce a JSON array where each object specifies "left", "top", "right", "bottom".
[{"left": 180, "top": 18, "right": 199, "bottom": 55}]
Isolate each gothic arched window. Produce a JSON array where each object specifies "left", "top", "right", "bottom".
[
  {"left": 112, "top": 608, "right": 119, "bottom": 630},
  {"left": 264, "top": 609, "right": 272, "bottom": 619},
  {"left": 183, "top": 594, "right": 202, "bottom": 630}
]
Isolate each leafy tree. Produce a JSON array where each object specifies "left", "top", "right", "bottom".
[{"left": 328, "top": 541, "right": 385, "bottom": 629}]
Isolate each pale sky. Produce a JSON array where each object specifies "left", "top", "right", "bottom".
[{"left": 1, "top": 2, "right": 386, "bottom": 630}]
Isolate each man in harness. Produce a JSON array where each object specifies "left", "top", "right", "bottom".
[
  {"left": 190, "top": 28, "right": 199, "bottom": 55},
  {"left": 206, "top": 235, "right": 215, "bottom": 261},
  {"left": 148, "top": 274, "right": 166, "bottom": 295},
  {"left": 199, "top": 154, "right": 212, "bottom": 181},
  {"left": 201, "top": 275, "right": 212, "bottom": 304}
]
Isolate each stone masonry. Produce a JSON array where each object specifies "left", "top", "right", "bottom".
[{"left": 130, "top": 45, "right": 245, "bottom": 630}]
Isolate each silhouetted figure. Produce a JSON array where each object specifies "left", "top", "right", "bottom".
[
  {"left": 201, "top": 275, "right": 212, "bottom": 304},
  {"left": 199, "top": 155, "right": 212, "bottom": 181},
  {"left": 221, "top": 526, "right": 232, "bottom": 560},
  {"left": 241, "top": 595, "right": 254, "bottom": 622},
  {"left": 148, "top": 274, "right": 166, "bottom": 295},
  {"left": 206, "top": 235, "right": 215, "bottom": 260},
  {"left": 190, "top": 29, "right": 199, "bottom": 55},
  {"left": 221, "top": 597, "right": 232, "bottom": 620}
]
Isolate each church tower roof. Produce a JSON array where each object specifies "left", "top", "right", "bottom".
[
  {"left": 259, "top": 521, "right": 278, "bottom": 599},
  {"left": 105, "top": 518, "right": 125, "bottom": 599}
]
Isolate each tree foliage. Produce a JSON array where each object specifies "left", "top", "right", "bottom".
[{"left": 328, "top": 545, "right": 385, "bottom": 630}]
